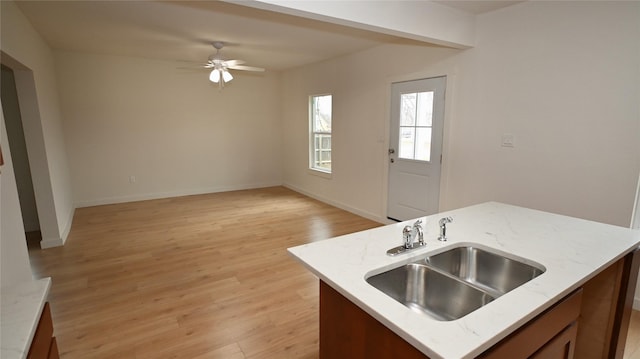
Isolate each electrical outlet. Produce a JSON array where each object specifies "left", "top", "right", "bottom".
[
  {"left": 129, "top": 175, "right": 136, "bottom": 184},
  {"left": 501, "top": 134, "right": 515, "bottom": 148}
]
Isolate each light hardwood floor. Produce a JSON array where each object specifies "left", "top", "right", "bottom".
[
  {"left": 28, "top": 187, "right": 381, "bottom": 358},
  {"left": 626, "top": 311, "right": 640, "bottom": 359},
  {"left": 27, "top": 186, "right": 640, "bottom": 358}
]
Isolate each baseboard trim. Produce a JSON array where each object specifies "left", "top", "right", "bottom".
[
  {"left": 40, "top": 237, "right": 63, "bottom": 249},
  {"left": 60, "top": 206, "right": 75, "bottom": 245},
  {"left": 74, "top": 182, "right": 283, "bottom": 208},
  {"left": 283, "top": 183, "right": 385, "bottom": 224}
]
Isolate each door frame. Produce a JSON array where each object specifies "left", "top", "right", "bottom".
[
  {"left": 1, "top": 51, "right": 63, "bottom": 248},
  {"left": 382, "top": 71, "right": 456, "bottom": 223}
]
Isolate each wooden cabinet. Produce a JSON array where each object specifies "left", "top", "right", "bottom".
[
  {"left": 27, "top": 302, "right": 59, "bottom": 359},
  {"left": 478, "top": 289, "right": 581, "bottom": 358},
  {"left": 320, "top": 283, "right": 580, "bottom": 359},
  {"left": 319, "top": 250, "right": 639, "bottom": 359},
  {"left": 320, "top": 281, "right": 426, "bottom": 359},
  {"left": 531, "top": 323, "right": 577, "bottom": 359},
  {"left": 575, "top": 249, "right": 640, "bottom": 359}
]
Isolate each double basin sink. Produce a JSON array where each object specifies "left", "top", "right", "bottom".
[{"left": 366, "top": 245, "right": 545, "bottom": 321}]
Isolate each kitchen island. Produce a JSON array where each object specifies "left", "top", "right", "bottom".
[
  {"left": 1, "top": 278, "right": 54, "bottom": 359},
  {"left": 288, "top": 202, "right": 640, "bottom": 358}
]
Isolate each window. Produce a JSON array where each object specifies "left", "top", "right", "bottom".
[
  {"left": 398, "top": 91, "right": 434, "bottom": 162},
  {"left": 310, "top": 94, "right": 332, "bottom": 172}
]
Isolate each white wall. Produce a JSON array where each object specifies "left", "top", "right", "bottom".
[
  {"left": 55, "top": 51, "right": 283, "bottom": 206},
  {"left": 1, "top": 109, "right": 33, "bottom": 288},
  {"left": 446, "top": 1, "right": 640, "bottom": 227},
  {"left": 281, "top": 44, "right": 460, "bottom": 221},
  {"left": 1, "top": 0, "right": 74, "bottom": 248},
  {"left": 235, "top": 0, "right": 476, "bottom": 48},
  {"left": 281, "top": 1, "right": 640, "bottom": 227}
]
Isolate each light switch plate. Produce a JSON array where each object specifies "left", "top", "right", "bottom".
[{"left": 501, "top": 134, "right": 515, "bottom": 147}]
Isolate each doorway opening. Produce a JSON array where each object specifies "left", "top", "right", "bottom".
[
  {"left": 0, "top": 51, "right": 62, "bottom": 251},
  {"left": 1, "top": 64, "right": 42, "bottom": 248}
]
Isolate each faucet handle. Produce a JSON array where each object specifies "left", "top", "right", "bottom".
[{"left": 413, "top": 219, "right": 423, "bottom": 228}]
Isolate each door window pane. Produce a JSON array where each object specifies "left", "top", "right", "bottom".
[
  {"left": 400, "top": 93, "right": 416, "bottom": 126},
  {"left": 416, "top": 92, "right": 433, "bottom": 127},
  {"left": 398, "top": 127, "right": 415, "bottom": 159},
  {"left": 415, "top": 128, "right": 432, "bottom": 161},
  {"left": 397, "top": 91, "right": 434, "bottom": 162}
]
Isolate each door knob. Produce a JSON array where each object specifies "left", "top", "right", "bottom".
[{"left": 388, "top": 148, "right": 395, "bottom": 154}]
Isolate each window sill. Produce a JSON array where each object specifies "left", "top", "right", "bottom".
[{"left": 308, "top": 168, "right": 332, "bottom": 179}]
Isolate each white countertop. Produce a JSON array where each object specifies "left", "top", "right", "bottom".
[
  {"left": 288, "top": 202, "right": 640, "bottom": 358},
  {"left": 1, "top": 278, "right": 52, "bottom": 359}
]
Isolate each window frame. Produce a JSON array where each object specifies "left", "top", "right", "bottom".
[{"left": 309, "top": 94, "right": 333, "bottom": 176}]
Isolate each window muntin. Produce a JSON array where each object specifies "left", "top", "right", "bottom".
[
  {"left": 398, "top": 91, "right": 434, "bottom": 161},
  {"left": 310, "top": 95, "right": 332, "bottom": 172}
]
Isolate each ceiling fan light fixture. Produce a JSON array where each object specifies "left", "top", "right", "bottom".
[
  {"left": 222, "top": 70, "right": 233, "bottom": 83},
  {"left": 209, "top": 69, "right": 221, "bottom": 83},
  {"left": 203, "top": 42, "right": 263, "bottom": 89}
]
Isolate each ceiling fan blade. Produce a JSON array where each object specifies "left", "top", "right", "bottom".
[
  {"left": 224, "top": 59, "right": 246, "bottom": 66},
  {"left": 228, "top": 65, "right": 265, "bottom": 72},
  {"left": 176, "top": 65, "right": 211, "bottom": 70}
]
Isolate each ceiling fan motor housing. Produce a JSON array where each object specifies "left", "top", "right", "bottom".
[{"left": 212, "top": 41, "right": 225, "bottom": 50}]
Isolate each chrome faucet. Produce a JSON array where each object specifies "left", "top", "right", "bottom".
[
  {"left": 414, "top": 220, "right": 425, "bottom": 246},
  {"left": 402, "top": 225, "right": 414, "bottom": 249},
  {"left": 390, "top": 220, "right": 425, "bottom": 255},
  {"left": 437, "top": 217, "right": 453, "bottom": 241},
  {"left": 402, "top": 220, "right": 424, "bottom": 249}
]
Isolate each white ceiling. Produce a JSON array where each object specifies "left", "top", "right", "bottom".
[
  {"left": 433, "top": 1, "right": 524, "bottom": 14},
  {"left": 14, "top": 1, "right": 521, "bottom": 72}
]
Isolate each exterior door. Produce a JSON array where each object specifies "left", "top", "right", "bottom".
[{"left": 387, "top": 76, "right": 446, "bottom": 221}]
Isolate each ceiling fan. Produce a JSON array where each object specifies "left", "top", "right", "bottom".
[{"left": 204, "top": 41, "right": 265, "bottom": 88}]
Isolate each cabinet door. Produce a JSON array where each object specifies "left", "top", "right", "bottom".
[
  {"left": 479, "top": 289, "right": 582, "bottom": 358},
  {"left": 319, "top": 281, "right": 428, "bottom": 359},
  {"left": 28, "top": 302, "right": 54, "bottom": 359},
  {"left": 531, "top": 322, "right": 577, "bottom": 359},
  {"left": 48, "top": 337, "right": 60, "bottom": 359}
]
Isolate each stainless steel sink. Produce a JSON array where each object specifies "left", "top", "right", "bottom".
[
  {"left": 366, "top": 263, "right": 495, "bottom": 321},
  {"left": 366, "top": 245, "right": 545, "bottom": 321},
  {"left": 423, "top": 246, "right": 545, "bottom": 298}
]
